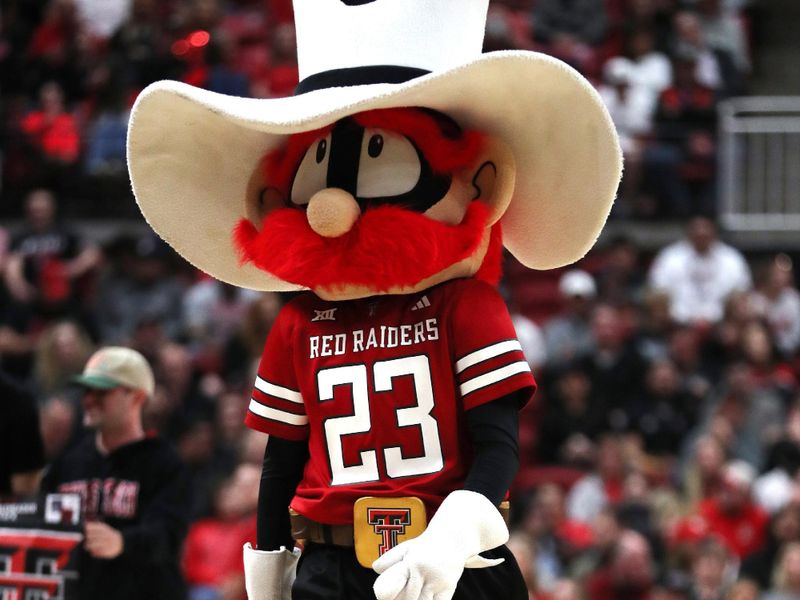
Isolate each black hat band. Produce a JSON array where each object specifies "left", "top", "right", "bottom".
[{"left": 295, "top": 65, "right": 431, "bottom": 95}]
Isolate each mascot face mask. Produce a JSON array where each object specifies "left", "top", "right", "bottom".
[{"left": 233, "top": 107, "right": 516, "bottom": 300}]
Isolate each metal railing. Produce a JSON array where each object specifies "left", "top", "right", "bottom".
[{"left": 719, "top": 96, "right": 800, "bottom": 231}]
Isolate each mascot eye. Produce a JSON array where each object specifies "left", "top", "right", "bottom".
[
  {"left": 291, "top": 134, "right": 332, "bottom": 206},
  {"left": 367, "top": 134, "right": 383, "bottom": 158},
  {"left": 315, "top": 139, "right": 327, "bottom": 163},
  {"left": 357, "top": 129, "right": 421, "bottom": 199}
]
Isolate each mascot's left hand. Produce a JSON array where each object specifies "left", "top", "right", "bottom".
[{"left": 372, "top": 490, "right": 508, "bottom": 600}]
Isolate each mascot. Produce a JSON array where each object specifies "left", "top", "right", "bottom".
[{"left": 126, "top": 1, "right": 622, "bottom": 599}]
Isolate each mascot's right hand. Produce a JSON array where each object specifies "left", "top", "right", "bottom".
[{"left": 243, "top": 542, "right": 300, "bottom": 600}]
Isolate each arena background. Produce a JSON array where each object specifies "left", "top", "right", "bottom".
[{"left": 2, "top": 0, "right": 800, "bottom": 598}]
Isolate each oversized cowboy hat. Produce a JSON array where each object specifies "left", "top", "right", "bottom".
[{"left": 127, "top": 0, "right": 622, "bottom": 292}]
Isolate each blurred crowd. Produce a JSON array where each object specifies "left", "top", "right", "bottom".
[
  {"left": 1, "top": 0, "right": 760, "bottom": 219},
  {"left": 4, "top": 187, "right": 800, "bottom": 600},
  {"left": 1, "top": 1, "right": 790, "bottom": 600}
]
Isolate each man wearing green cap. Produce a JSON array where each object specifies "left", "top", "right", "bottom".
[{"left": 42, "top": 346, "right": 190, "bottom": 600}]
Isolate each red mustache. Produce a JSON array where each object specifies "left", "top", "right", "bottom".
[{"left": 233, "top": 202, "right": 490, "bottom": 293}]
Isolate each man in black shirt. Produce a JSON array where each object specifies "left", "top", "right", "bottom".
[
  {"left": 3, "top": 189, "right": 100, "bottom": 312},
  {"left": 0, "top": 370, "right": 46, "bottom": 498},
  {"left": 42, "top": 346, "right": 190, "bottom": 600}
]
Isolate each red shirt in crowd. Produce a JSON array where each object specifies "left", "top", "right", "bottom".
[
  {"left": 21, "top": 111, "right": 80, "bottom": 163},
  {"left": 182, "top": 515, "right": 256, "bottom": 588},
  {"left": 697, "top": 497, "right": 769, "bottom": 558}
]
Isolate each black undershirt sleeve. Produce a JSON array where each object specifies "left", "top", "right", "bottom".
[
  {"left": 463, "top": 393, "right": 521, "bottom": 506},
  {"left": 256, "top": 435, "right": 309, "bottom": 551}
]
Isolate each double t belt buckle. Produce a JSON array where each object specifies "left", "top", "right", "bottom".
[{"left": 353, "top": 496, "right": 427, "bottom": 568}]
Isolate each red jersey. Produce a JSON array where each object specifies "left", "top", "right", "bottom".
[
  {"left": 245, "top": 278, "right": 536, "bottom": 524},
  {"left": 697, "top": 498, "right": 768, "bottom": 558}
]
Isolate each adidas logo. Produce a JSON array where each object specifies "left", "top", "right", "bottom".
[{"left": 410, "top": 296, "right": 431, "bottom": 312}]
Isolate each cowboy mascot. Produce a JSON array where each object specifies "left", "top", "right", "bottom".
[{"left": 127, "top": 1, "right": 621, "bottom": 599}]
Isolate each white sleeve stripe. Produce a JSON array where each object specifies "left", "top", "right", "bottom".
[
  {"left": 459, "top": 361, "right": 531, "bottom": 397},
  {"left": 455, "top": 340, "right": 523, "bottom": 374},
  {"left": 254, "top": 376, "right": 303, "bottom": 404},
  {"left": 248, "top": 400, "right": 309, "bottom": 426}
]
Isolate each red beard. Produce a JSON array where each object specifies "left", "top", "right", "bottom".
[{"left": 233, "top": 202, "right": 494, "bottom": 294}]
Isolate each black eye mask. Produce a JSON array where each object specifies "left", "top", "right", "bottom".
[{"left": 294, "top": 116, "right": 453, "bottom": 214}]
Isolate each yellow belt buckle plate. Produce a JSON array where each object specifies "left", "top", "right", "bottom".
[{"left": 354, "top": 496, "right": 427, "bottom": 568}]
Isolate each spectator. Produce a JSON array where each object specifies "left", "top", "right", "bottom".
[
  {"left": 24, "top": 1, "right": 85, "bottom": 98},
  {"left": 0, "top": 370, "right": 46, "bottom": 498},
  {"left": 184, "top": 33, "right": 250, "bottom": 97},
  {"left": 741, "top": 504, "right": 800, "bottom": 590},
  {"left": 567, "top": 434, "right": 628, "bottom": 524},
  {"left": 182, "top": 277, "right": 258, "bottom": 355},
  {"left": 739, "top": 320, "right": 796, "bottom": 401},
  {"left": 598, "top": 57, "right": 655, "bottom": 215},
  {"left": 34, "top": 320, "right": 94, "bottom": 397},
  {"left": 765, "top": 542, "right": 800, "bottom": 600},
  {"left": 538, "top": 362, "right": 606, "bottom": 465},
  {"left": 585, "top": 529, "right": 656, "bottom": 600},
  {"left": 601, "top": 26, "right": 675, "bottom": 214},
  {"left": 94, "top": 234, "right": 185, "bottom": 344},
  {"left": 684, "top": 435, "right": 728, "bottom": 510},
  {"left": 637, "top": 289, "right": 675, "bottom": 362},
  {"left": 507, "top": 532, "right": 548, "bottom": 599},
  {"left": 3, "top": 189, "right": 101, "bottom": 315},
  {"left": 624, "top": 27, "right": 673, "bottom": 96},
  {"left": 642, "top": 51, "right": 719, "bottom": 217},
  {"left": 254, "top": 22, "right": 298, "bottom": 98},
  {"left": 672, "top": 10, "right": 742, "bottom": 96},
  {"left": 519, "top": 484, "right": 571, "bottom": 590},
  {"left": 656, "top": 570, "right": 693, "bottom": 600},
  {"left": 595, "top": 235, "right": 647, "bottom": 307},
  {"left": 695, "top": 460, "right": 769, "bottom": 558},
  {"left": 570, "top": 507, "right": 622, "bottom": 581},
  {"left": 550, "top": 579, "right": 583, "bottom": 600},
  {"left": 108, "top": 0, "right": 177, "bottom": 88},
  {"left": 20, "top": 81, "right": 81, "bottom": 165},
  {"left": 695, "top": 0, "right": 750, "bottom": 76},
  {"left": 648, "top": 217, "right": 752, "bottom": 325},
  {"left": 726, "top": 580, "right": 760, "bottom": 600},
  {"left": 221, "top": 293, "right": 282, "bottom": 386},
  {"left": 532, "top": 0, "right": 609, "bottom": 74},
  {"left": 41, "top": 346, "right": 190, "bottom": 600},
  {"left": 668, "top": 325, "right": 714, "bottom": 401},
  {"left": 512, "top": 311, "right": 548, "bottom": 372},
  {"left": 39, "top": 394, "right": 78, "bottom": 461},
  {"left": 182, "top": 463, "right": 259, "bottom": 600},
  {"left": 544, "top": 269, "right": 597, "bottom": 368},
  {"left": 751, "top": 254, "right": 800, "bottom": 358},
  {"left": 636, "top": 358, "right": 698, "bottom": 459},
  {"left": 578, "top": 303, "right": 648, "bottom": 432},
  {"left": 84, "top": 85, "right": 130, "bottom": 177},
  {"left": 690, "top": 536, "right": 734, "bottom": 600},
  {"left": 73, "top": 0, "right": 131, "bottom": 41}
]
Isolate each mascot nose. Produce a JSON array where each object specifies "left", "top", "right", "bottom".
[{"left": 306, "top": 188, "right": 361, "bottom": 237}]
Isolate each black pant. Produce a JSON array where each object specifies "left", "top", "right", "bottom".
[{"left": 292, "top": 543, "right": 528, "bottom": 600}]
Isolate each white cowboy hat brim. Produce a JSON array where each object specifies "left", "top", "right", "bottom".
[{"left": 127, "top": 50, "right": 622, "bottom": 291}]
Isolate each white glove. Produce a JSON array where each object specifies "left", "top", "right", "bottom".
[
  {"left": 372, "top": 491, "right": 509, "bottom": 600},
  {"left": 243, "top": 542, "right": 301, "bottom": 600}
]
